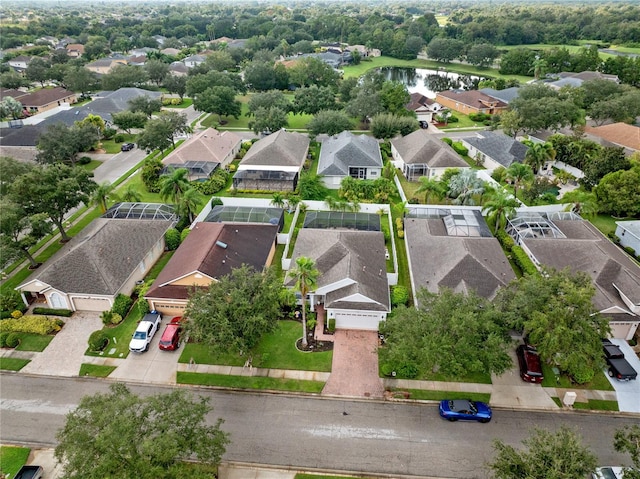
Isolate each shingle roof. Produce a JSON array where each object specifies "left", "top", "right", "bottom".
[
  {"left": 405, "top": 217, "right": 515, "bottom": 301},
  {"left": 463, "top": 131, "right": 529, "bottom": 168},
  {"left": 391, "top": 129, "right": 468, "bottom": 168},
  {"left": 437, "top": 89, "right": 508, "bottom": 109},
  {"left": 161, "top": 128, "right": 241, "bottom": 166},
  {"left": 584, "top": 123, "right": 640, "bottom": 151},
  {"left": 17, "top": 87, "right": 75, "bottom": 108},
  {"left": 146, "top": 222, "right": 277, "bottom": 300},
  {"left": 289, "top": 229, "right": 390, "bottom": 312},
  {"left": 240, "top": 129, "right": 310, "bottom": 168},
  {"left": 19, "top": 218, "right": 173, "bottom": 296},
  {"left": 318, "top": 131, "right": 382, "bottom": 176},
  {"left": 517, "top": 216, "right": 640, "bottom": 313},
  {"left": 479, "top": 87, "right": 520, "bottom": 104}
]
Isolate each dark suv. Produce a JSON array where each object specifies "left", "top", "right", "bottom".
[
  {"left": 121, "top": 142, "right": 135, "bottom": 151},
  {"left": 516, "top": 344, "right": 544, "bottom": 383}
]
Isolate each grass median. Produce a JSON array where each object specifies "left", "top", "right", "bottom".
[
  {"left": 387, "top": 389, "right": 491, "bottom": 403},
  {"left": 0, "top": 358, "right": 30, "bottom": 371},
  {"left": 79, "top": 363, "right": 117, "bottom": 377},
  {"left": 177, "top": 371, "right": 325, "bottom": 393},
  {"left": 0, "top": 446, "right": 30, "bottom": 477}
]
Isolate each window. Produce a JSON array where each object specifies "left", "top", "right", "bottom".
[{"left": 349, "top": 167, "right": 367, "bottom": 179}]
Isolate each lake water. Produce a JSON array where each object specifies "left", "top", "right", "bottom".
[{"left": 379, "top": 67, "right": 484, "bottom": 98}]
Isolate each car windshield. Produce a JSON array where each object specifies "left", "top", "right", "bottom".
[
  {"left": 133, "top": 331, "right": 147, "bottom": 340},
  {"left": 469, "top": 402, "right": 478, "bottom": 414}
]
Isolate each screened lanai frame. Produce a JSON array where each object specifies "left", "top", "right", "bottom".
[
  {"left": 162, "top": 161, "right": 219, "bottom": 181},
  {"left": 203, "top": 205, "right": 285, "bottom": 231},
  {"left": 406, "top": 207, "right": 492, "bottom": 238},
  {"left": 505, "top": 213, "right": 567, "bottom": 243},
  {"left": 303, "top": 211, "right": 381, "bottom": 231},
  {"left": 102, "top": 202, "right": 177, "bottom": 221}
]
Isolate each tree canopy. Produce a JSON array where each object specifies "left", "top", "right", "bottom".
[{"left": 55, "top": 383, "right": 229, "bottom": 479}]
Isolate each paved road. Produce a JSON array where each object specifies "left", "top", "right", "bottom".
[{"left": 1, "top": 375, "right": 636, "bottom": 478}]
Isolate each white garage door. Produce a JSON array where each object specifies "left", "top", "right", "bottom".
[
  {"left": 72, "top": 297, "right": 111, "bottom": 312},
  {"left": 334, "top": 312, "right": 381, "bottom": 331},
  {"left": 609, "top": 322, "right": 634, "bottom": 340}
]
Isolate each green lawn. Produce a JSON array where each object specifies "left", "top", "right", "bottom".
[
  {"left": 164, "top": 98, "right": 193, "bottom": 108},
  {"left": 14, "top": 333, "right": 54, "bottom": 352},
  {"left": 78, "top": 159, "right": 102, "bottom": 172},
  {"left": 146, "top": 251, "right": 174, "bottom": 281},
  {"left": 101, "top": 134, "right": 137, "bottom": 154},
  {"left": 85, "top": 303, "right": 143, "bottom": 359},
  {"left": 573, "top": 399, "right": 618, "bottom": 411},
  {"left": 177, "top": 371, "right": 325, "bottom": 393},
  {"left": 180, "top": 321, "right": 333, "bottom": 372},
  {"left": 0, "top": 446, "right": 31, "bottom": 478},
  {"left": 79, "top": 363, "right": 116, "bottom": 377},
  {"left": 297, "top": 475, "right": 368, "bottom": 479},
  {"left": 590, "top": 214, "right": 619, "bottom": 237},
  {"left": 388, "top": 389, "right": 491, "bottom": 403},
  {"left": 541, "top": 362, "right": 614, "bottom": 391},
  {"left": 0, "top": 357, "right": 30, "bottom": 371}
]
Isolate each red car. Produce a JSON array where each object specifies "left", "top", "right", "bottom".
[
  {"left": 516, "top": 344, "right": 544, "bottom": 383},
  {"left": 159, "top": 317, "right": 183, "bottom": 351}
]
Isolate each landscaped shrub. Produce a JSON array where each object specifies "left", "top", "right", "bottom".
[
  {"left": 0, "top": 290, "right": 24, "bottom": 312},
  {"left": 495, "top": 229, "right": 515, "bottom": 251},
  {"left": 5, "top": 332, "right": 20, "bottom": 348},
  {"left": 397, "top": 362, "right": 419, "bottom": 378},
  {"left": 570, "top": 363, "right": 595, "bottom": 385},
  {"left": 0, "top": 311, "right": 13, "bottom": 319},
  {"left": 111, "top": 294, "right": 133, "bottom": 317},
  {"left": 32, "top": 307, "right": 73, "bottom": 317},
  {"left": 103, "top": 127, "right": 116, "bottom": 140},
  {"left": 307, "top": 318, "right": 317, "bottom": 331},
  {"left": 110, "top": 313, "right": 123, "bottom": 325},
  {"left": 114, "top": 133, "right": 126, "bottom": 143},
  {"left": 78, "top": 156, "right": 92, "bottom": 165},
  {"left": 391, "top": 286, "right": 409, "bottom": 307},
  {"left": 0, "top": 332, "right": 9, "bottom": 347},
  {"left": 327, "top": 318, "right": 336, "bottom": 333},
  {"left": 101, "top": 310, "right": 114, "bottom": 326},
  {"left": 441, "top": 137, "right": 453, "bottom": 145},
  {"left": 469, "top": 112, "right": 491, "bottom": 122},
  {"left": 11, "top": 310, "right": 23, "bottom": 319},
  {"left": 0, "top": 315, "right": 62, "bottom": 335},
  {"left": 452, "top": 142, "right": 468, "bottom": 156},
  {"left": 511, "top": 246, "right": 539, "bottom": 276},
  {"left": 210, "top": 197, "right": 223, "bottom": 208},
  {"left": 447, "top": 115, "right": 459, "bottom": 123},
  {"left": 623, "top": 246, "right": 636, "bottom": 257},
  {"left": 381, "top": 363, "right": 395, "bottom": 377},
  {"left": 137, "top": 298, "right": 151, "bottom": 315},
  {"left": 180, "top": 228, "right": 190, "bottom": 243},
  {"left": 165, "top": 228, "right": 181, "bottom": 251},
  {"left": 88, "top": 330, "right": 108, "bottom": 352},
  {"left": 397, "top": 230, "right": 404, "bottom": 239}
]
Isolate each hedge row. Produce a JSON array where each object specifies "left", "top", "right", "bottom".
[
  {"left": 32, "top": 307, "right": 73, "bottom": 317},
  {"left": 0, "top": 315, "right": 63, "bottom": 335},
  {"left": 511, "top": 246, "right": 539, "bottom": 276}
]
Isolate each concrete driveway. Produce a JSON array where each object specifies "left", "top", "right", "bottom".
[
  {"left": 490, "top": 346, "right": 559, "bottom": 410},
  {"left": 21, "top": 312, "right": 101, "bottom": 377},
  {"left": 604, "top": 339, "right": 640, "bottom": 413},
  {"left": 109, "top": 321, "right": 181, "bottom": 384}
]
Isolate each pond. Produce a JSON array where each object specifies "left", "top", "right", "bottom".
[{"left": 379, "top": 67, "right": 486, "bottom": 98}]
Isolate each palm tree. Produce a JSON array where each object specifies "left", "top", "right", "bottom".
[
  {"left": 271, "top": 192, "right": 286, "bottom": 209},
  {"left": 158, "top": 167, "right": 190, "bottom": 204},
  {"left": 285, "top": 195, "right": 301, "bottom": 213},
  {"left": 523, "top": 140, "right": 556, "bottom": 174},
  {"left": 561, "top": 190, "right": 598, "bottom": 219},
  {"left": 506, "top": 163, "right": 534, "bottom": 200},
  {"left": 530, "top": 57, "right": 548, "bottom": 80},
  {"left": 113, "top": 184, "right": 143, "bottom": 203},
  {"left": 324, "top": 196, "right": 338, "bottom": 211},
  {"left": 447, "top": 170, "right": 485, "bottom": 205},
  {"left": 415, "top": 176, "right": 444, "bottom": 204},
  {"left": 482, "top": 190, "right": 520, "bottom": 234},
  {"left": 176, "top": 187, "right": 203, "bottom": 224},
  {"left": 91, "top": 182, "right": 114, "bottom": 214},
  {"left": 288, "top": 256, "right": 319, "bottom": 349}
]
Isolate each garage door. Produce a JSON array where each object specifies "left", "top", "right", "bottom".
[
  {"left": 72, "top": 297, "right": 111, "bottom": 312},
  {"left": 334, "top": 312, "right": 381, "bottom": 331},
  {"left": 151, "top": 302, "right": 187, "bottom": 317},
  {"left": 609, "top": 322, "right": 633, "bottom": 340}
]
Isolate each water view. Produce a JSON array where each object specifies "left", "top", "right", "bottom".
[{"left": 379, "top": 67, "right": 485, "bottom": 98}]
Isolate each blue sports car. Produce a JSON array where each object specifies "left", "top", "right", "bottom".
[{"left": 439, "top": 399, "right": 492, "bottom": 423}]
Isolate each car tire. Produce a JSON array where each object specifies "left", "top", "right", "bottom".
[
  {"left": 447, "top": 417, "right": 457, "bottom": 422},
  {"left": 480, "top": 419, "right": 490, "bottom": 423},
  {"left": 608, "top": 369, "right": 614, "bottom": 377},
  {"left": 144, "top": 344, "right": 149, "bottom": 352}
]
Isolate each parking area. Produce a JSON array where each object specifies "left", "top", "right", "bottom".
[{"left": 604, "top": 339, "right": 640, "bottom": 413}]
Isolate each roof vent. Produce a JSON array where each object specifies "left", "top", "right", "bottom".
[{"left": 216, "top": 241, "right": 228, "bottom": 249}]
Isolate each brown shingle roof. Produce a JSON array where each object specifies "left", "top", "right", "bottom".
[
  {"left": 391, "top": 129, "right": 469, "bottom": 168},
  {"left": 240, "top": 129, "right": 310, "bottom": 168},
  {"left": 161, "top": 128, "right": 242, "bottom": 166},
  {"left": 18, "top": 87, "right": 75, "bottom": 108},
  {"left": 584, "top": 123, "right": 640, "bottom": 151},
  {"left": 437, "top": 89, "right": 507, "bottom": 110}
]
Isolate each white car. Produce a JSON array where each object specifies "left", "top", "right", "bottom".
[
  {"left": 129, "top": 312, "right": 162, "bottom": 353},
  {"left": 592, "top": 467, "right": 626, "bottom": 479}
]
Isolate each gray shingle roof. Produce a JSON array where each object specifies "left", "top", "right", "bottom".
[
  {"left": 318, "top": 131, "right": 382, "bottom": 176},
  {"left": 405, "top": 217, "right": 515, "bottom": 301},
  {"left": 240, "top": 129, "right": 310, "bottom": 168},
  {"left": 463, "top": 131, "right": 529, "bottom": 168},
  {"left": 289, "top": 229, "right": 390, "bottom": 312},
  {"left": 479, "top": 87, "right": 520, "bottom": 104},
  {"left": 19, "top": 218, "right": 173, "bottom": 296},
  {"left": 391, "top": 129, "right": 468, "bottom": 168}
]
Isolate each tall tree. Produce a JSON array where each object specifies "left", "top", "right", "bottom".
[
  {"left": 447, "top": 169, "right": 485, "bottom": 205},
  {"left": 307, "top": 110, "right": 352, "bottom": 137},
  {"left": 482, "top": 190, "right": 519, "bottom": 234},
  {"left": 380, "top": 288, "right": 512, "bottom": 377},
  {"left": 128, "top": 95, "right": 163, "bottom": 119},
  {"left": 0, "top": 199, "right": 51, "bottom": 268},
  {"left": 55, "top": 383, "right": 229, "bottom": 479},
  {"left": 582, "top": 146, "right": 631, "bottom": 190},
  {"left": 144, "top": 59, "right": 170, "bottom": 86},
  {"left": 25, "top": 57, "right": 52, "bottom": 87},
  {"left": 163, "top": 75, "right": 187, "bottom": 102},
  {"left": 292, "top": 85, "right": 338, "bottom": 115},
  {"left": 614, "top": 425, "right": 640, "bottom": 479},
  {"left": 10, "top": 164, "right": 97, "bottom": 242},
  {"left": 489, "top": 427, "right": 598, "bottom": 479},
  {"left": 113, "top": 184, "right": 143, "bottom": 203},
  {"left": 111, "top": 110, "right": 148, "bottom": 134},
  {"left": 523, "top": 140, "right": 556, "bottom": 173},
  {"left": 247, "top": 90, "right": 290, "bottom": 117},
  {"left": 415, "top": 177, "right": 444, "bottom": 204},
  {"left": 158, "top": 168, "right": 190, "bottom": 204},
  {"left": 176, "top": 187, "right": 203, "bottom": 224},
  {"left": 35, "top": 123, "right": 100, "bottom": 166},
  {"left": 506, "top": 162, "right": 534, "bottom": 200},
  {"left": 64, "top": 67, "right": 99, "bottom": 95},
  {"left": 288, "top": 256, "right": 319, "bottom": 349},
  {"left": 249, "top": 106, "right": 289, "bottom": 135},
  {"left": 193, "top": 86, "right": 241, "bottom": 123},
  {"left": 91, "top": 182, "right": 114, "bottom": 214},
  {"left": 594, "top": 164, "right": 640, "bottom": 217},
  {"left": 185, "top": 266, "right": 286, "bottom": 356}
]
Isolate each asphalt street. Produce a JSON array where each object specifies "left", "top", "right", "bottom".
[{"left": 1, "top": 375, "right": 637, "bottom": 478}]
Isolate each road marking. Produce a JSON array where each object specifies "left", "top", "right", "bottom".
[
  {"left": 0, "top": 398, "right": 75, "bottom": 415},
  {"left": 307, "top": 425, "right": 401, "bottom": 440}
]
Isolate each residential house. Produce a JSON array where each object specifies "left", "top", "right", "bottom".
[
  {"left": 160, "top": 47, "right": 181, "bottom": 56},
  {"left": 404, "top": 207, "right": 515, "bottom": 304},
  {"left": 317, "top": 131, "right": 383, "bottom": 189},
  {"left": 17, "top": 217, "right": 174, "bottom": 312},
  {"left": 479, "top": 87, "right": 520, "bottom": 105},
  {"left": 154, "top": 35, "right": 168, "bottom": 46},
  {"left": 461, "top": 130, "right": 529, "bottom": 170},
  {"left": 287, "top": 228, "right": 390, "bottom": 331},
  {"left": 615, "top": 221, "right": 640, "bottom": 256},
  {"left": 546, "top": 71, "right": 620, "bottom": 89},
  {"left": 7, "top": 55, "right": 32, "bottom": 73},
  {"left": 506, "top": 211, "right": 640, "bottom": 339},
  {"left": 233, "top": 129, "right": 310, "bottom": 191},
  {"left": 345, "top": 45, "right": 381, "bottom": 57},
  {"left": 161, "top": 128, "right": 242, "bottom": 181},
  {"left": 127, "top": 55, "right": 147, "bottom": 67},
  {"left": 436, "top": 89, "right": 508, "bottom": 116},
  {"left": 390, "top": 128, "right": 469, "bottom": 181},
  {"left": 145, "top": 222, "right": 278, "bottom": 316},
  {"left": 584, "top": 123, "right": 640, "bottom": 156},
  {"left": 169, "top": 61, "right": 189, "bottom": 76},
  {"left": 14, "top": 87, "right": 77, "bottom": 115},
  {"left": 405, "top": 92, "right": 444, "bottom": 125},
  {"left": 183, "top": 54, "right": 206, "bottom": 68},
  {"left": 85, "top": 57, "right": 127, "bottom": 75},
  {"left": 65, "top": 43, "right": 85, "bottom": 58}
]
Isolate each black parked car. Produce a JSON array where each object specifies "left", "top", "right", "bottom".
[{"left": 121, "top": 142, "right": 135, "bottom": 151}]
